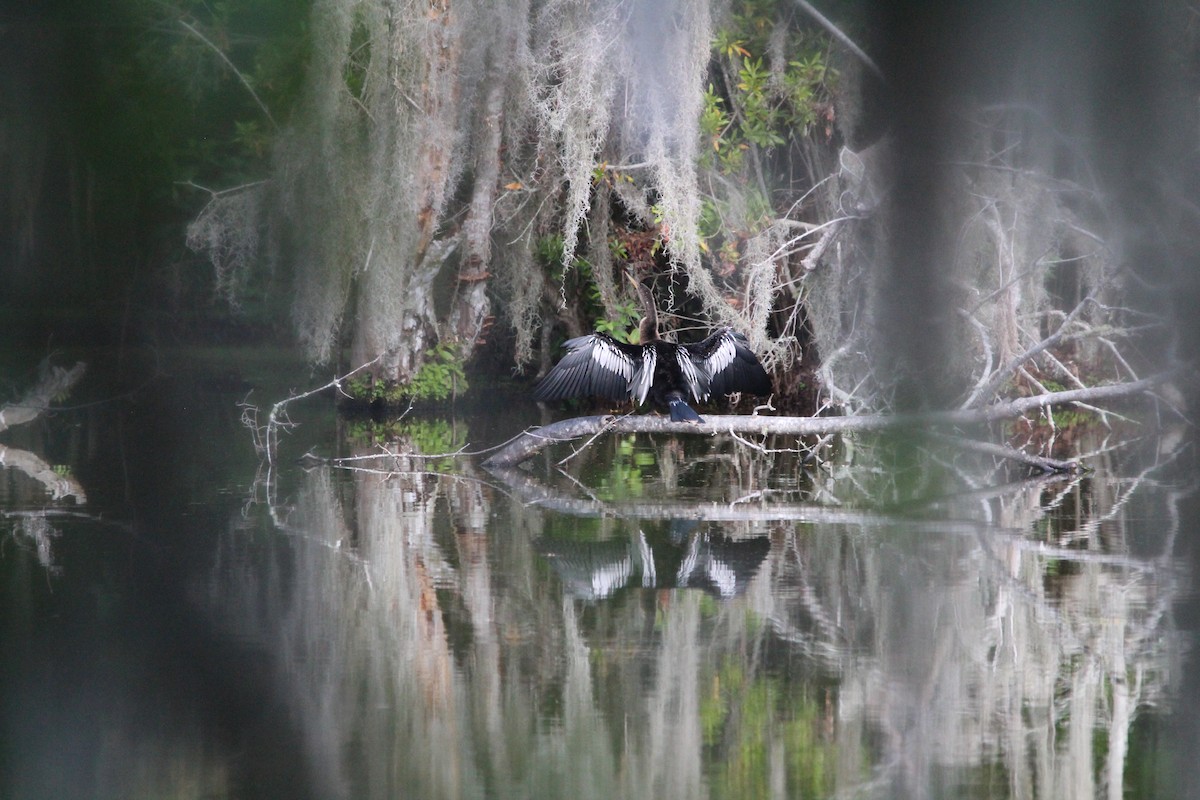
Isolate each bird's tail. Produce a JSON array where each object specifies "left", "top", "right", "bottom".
[{"left": 667, "top": 394, "right": 704, "bottom": 423}]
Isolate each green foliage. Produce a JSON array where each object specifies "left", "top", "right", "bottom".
[
  {"left": 693, "top": 0, "right": 838, "bottom": 313},
  {"left": 536, "top": 234, "right": 641, "bottom": 345},
  {"left": 406, "top": 343, "right": 468, "bottom": 401},
  {"left": 593, "top": 246, "right": 641, "bottom": 343},
  {"left": 698, "top": 197, "right": 723, "bottom": 240},
  {"left": 703, "top": 0, "right": 837, "bottom": 175},
  {"left": 342, "top": 8, "right": 372, "bottom": 102},
  {"left": 535, "top": 233, "right": 573, "bottom": 277},
  {"left": 700, "top": 87, "right": 742, "bottom": 172},
  {"left": 343, "top": 373, "right": 405, "bottom": 405},
  {"left": 593, "top": 303, "right": 641, "bottom": 344},
  {"left": 341, "top": 344, "right": 467, "bottom": 404},
  {"left": 125, "top": 0, "right": 310, "bottom": 181}
]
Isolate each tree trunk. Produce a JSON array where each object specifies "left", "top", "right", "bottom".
[
  {"left": 449, "top": 70, "right": 505, "bottom": 352},
  {"left": 347, "top": 0, "right": 464, "bottom": 386}
]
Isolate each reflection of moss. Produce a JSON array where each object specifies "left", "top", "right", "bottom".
[
  {"left": 542, "top": 515, "right": 607, "bottom": 542},
  {"left": 952, "top": 760, "right": 1013, "bottom": 797},
  {"left": 703, "top": 657, "right": 843, "bottom": 799},
  {"left": 1125, "top": 712, "right": 1175, "bottom": 797}
]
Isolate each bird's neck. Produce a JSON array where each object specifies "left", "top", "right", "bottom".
[
  {"left": 638, "top": 315, "right": 658, "bottom": 344},
  {"left": 634, "top": 278, "right": 660, "bottom": 343}
]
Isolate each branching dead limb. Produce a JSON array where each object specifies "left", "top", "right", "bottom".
[
  {"left": 242, "top": 355, "right": 384, "bottom": 466},
  {"left": 963, "top": 293, "right": 1097, "bottom": 408}
]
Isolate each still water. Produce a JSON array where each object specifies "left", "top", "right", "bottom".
[{"left": 0, "top": 349, "right": 1194, "bottom": 799}]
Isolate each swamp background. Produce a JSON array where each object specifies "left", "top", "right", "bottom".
[{"left": 3, "top": 1, "right": 1200, "bottom": 798}]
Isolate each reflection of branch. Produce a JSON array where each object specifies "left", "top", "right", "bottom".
[
  {"left": 928, "top": 432, "right": 1080, "bottom": 474},
  {"left": 6, "top": 514, "right": 60, "bottom": 574},
  {"left": 0, "top": 360, "right": 88, "bottom": 504},
  {"left": 0, "top": 445, "right": 86, "bottom": 503},
  {"left": 486, "top": 463, "right": 1026, "bottom": 533},
  {"left": 485, "top": 373, "right": 1175, "bottom": 467}
]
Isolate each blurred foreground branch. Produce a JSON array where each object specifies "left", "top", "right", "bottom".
[
  {"left": 0, "top": 360, "right": 88, "bottom": 503},
  {"left": 0, "top": 445, "right": 87, "bottom": 503},
  {"left": 0, "top": 361, "right": 86, "bottom": 434}
]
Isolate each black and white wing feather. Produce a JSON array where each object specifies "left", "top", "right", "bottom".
[
  {"left": 674, "top": 347, "right": 706, "bottom": 403},
  {"left": 685, "top": 327, "right": 772, "bottom": 399},
  {"left": 533, "top": 334, "right": 655, "bottom": 405}
]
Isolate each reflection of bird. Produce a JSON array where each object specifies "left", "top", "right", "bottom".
[
  {"left": 536, "top": 528, "right": 770, "bottom": 600},
  {"left": 533, "top": 273, "right": 772, "bottom": 422}
]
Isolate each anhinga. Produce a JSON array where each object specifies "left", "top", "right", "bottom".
[{"left": 533, "top": 273, "right": 772, "bottom": 422}]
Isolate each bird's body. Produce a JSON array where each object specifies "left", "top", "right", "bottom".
[{"left": 533, "top": 326, "right": 772, "bottom": 423}]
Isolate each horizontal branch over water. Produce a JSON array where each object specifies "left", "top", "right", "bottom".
[{"left": 483, "top": 372, "right": 1176, "bottom": 467}]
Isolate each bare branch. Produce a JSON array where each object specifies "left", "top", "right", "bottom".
[
  {"left": 962, "top": 294, "right": 1095, "bottom": 408},
  {"left": 484, "top": 372, "right": 1176, "bottom": 467},
  {"left": 180, "top": 20, "right": 278, "bottom": 131},
  {"left": 243, "top": 356, "right": 384, "bottom": 466},
  {"left": 789, "top": 0, "right": 885, "bottom": 81}
]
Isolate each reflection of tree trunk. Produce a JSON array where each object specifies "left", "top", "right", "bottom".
[
  {"left": 451, "top": 472, "right": 507, "bottom": 769},
  {"left": 639, "top": 593, "right": 703, "bottom": 800}
]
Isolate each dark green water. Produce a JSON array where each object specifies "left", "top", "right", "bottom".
[{"left": 0, "top": 348, "right": 1194, "bottom": 799}]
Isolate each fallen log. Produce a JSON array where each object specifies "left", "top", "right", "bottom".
[{"left": 482, "top": 372, "right": 1177, "bottom": 468}]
